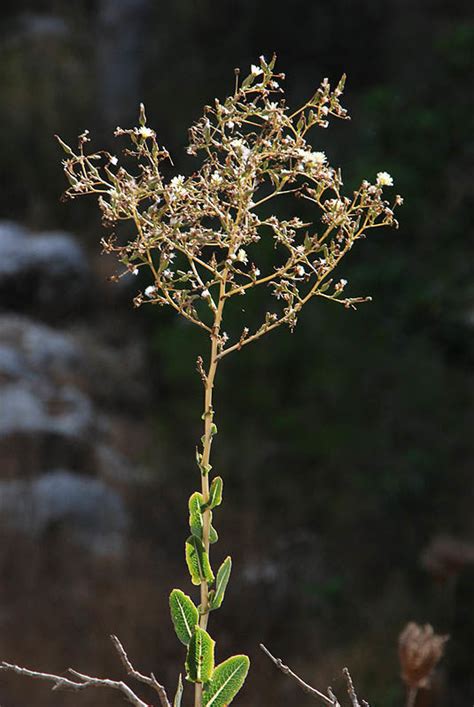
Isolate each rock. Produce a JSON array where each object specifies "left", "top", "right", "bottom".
[
  {"left": 0, "top": 470, "right": 128, "bottom": 557},
  {"left": 0, "top": 314, "right": 96, "bottom": 476},
  {"left": 0, "top": 224, "right": 152, "bottom": 560},
  {"left": 0, "top": 221, "right": 91, "bottom": 320}
]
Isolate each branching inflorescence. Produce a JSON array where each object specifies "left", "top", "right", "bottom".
[{"left": 2, "top": 56, "right": 401, "bottom": 707}]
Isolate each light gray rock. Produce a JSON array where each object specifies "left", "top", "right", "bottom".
[
  {"left": 0, "top": 221, "right": 91, "bottom": 319},
  {"left": 0, "top": 224, "right": 151, "bottom": 560},
  {"left": 0, "top": 383, "right": 93, "bottom": 438},
  {"left": 0, "top": 470, "right": 128, "bottom": 557}
]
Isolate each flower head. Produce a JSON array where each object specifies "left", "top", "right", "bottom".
[
  {"left": 145, "top": 285, "right": 157, "bottom": 298},
  {"left": 376, "top": 171, "right": 394, "bottom": 187},
  {"left": 236, "top": 249, "right": 248, "bottom": 264},
  {"left": 138, "top": 126, "right": 155, "bottom": 139}
]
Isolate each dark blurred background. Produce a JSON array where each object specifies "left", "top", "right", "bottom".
[{"left": 0, "top": 1, "right": 473, "bottom": 705}]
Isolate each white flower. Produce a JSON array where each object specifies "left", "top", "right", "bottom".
[
  {"left": 138, "top": 126, "right": 155, "bottom": 139},
  {"left": 211, "top": 171, "right": 223, "bottom": 186},
  {"left": 201, "top": 289, "right": 211, "bottom": 299},
  {"left": 231, "top": 139, "right": 251, "bottom": 163},
  {"left": 311, "top": 151, "right": 327, "bottom": 165},
  {"left": 297, "top": 149, "right": 327, "bottom": 168},
  {"left": 162, "top": 269, "right": 173, "bottom": 279},
  {"left": 145, "top": 285, "right": 157, "bottom": 297},
  {"left": 170, "top": 175, "right": 185, "bottom": 189},
  {"left": 236, "top": 249, "right": 248, "bottom": 264},
  {"left": 340, "top": 278, "right": 347, "bottom": 287},
  {"left": 295, "top": 265, "right": 305, "bottom": 277},
  {"left": 226, "top": 120, "right": 235, "bottom": 130},
  {"left": 132, "top": 268, "right": 139, "bottom": 276},
  {"left": 376, "top": 171, "right": 394, "bottom": 187},
  {"left": 254, "top": 268, "right": 261, "bottom": 277},
  {"left": 296, "top": 245, "right": 305, "bottom": 254},
  {"left": 169, "top": 175, "right": 187, "bottom": 198},
  {"left": 109, "top": 155, "right": 118, "bottom": 166},
  {"left": 251, "top": 64, "right": 263, "bottom": 77}
]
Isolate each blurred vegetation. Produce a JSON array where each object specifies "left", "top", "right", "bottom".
[{"left": 0, "top": 1, "right": 472, "bottom": 705}]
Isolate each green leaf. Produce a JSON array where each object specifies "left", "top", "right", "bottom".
[
  {"left": 139, "top": 102, "right": 147, "bottom": 127},
  {"left": 169, "top": 589, "right": 199, "bottom": 646},
  {"left": 189, "top": 492, "right": 204, "bottom": 538},
  {"left": 185, "top": 626, "right": 215, "bottom": 683},
  {"left": 210, "top": 556, "right": 232, "bottom": 610},
  {"left": 185, "top": 536, "right": 215, "bottom": 586},
  {"left": 241, "top": 73, "right": 255, "bottom": 89},
  {"left": 173, "top": 674, "right": 183, "bottom": 707},
  {"left": 203, "top": 655, "right": 250, "bottom": 706},
  {"left": 336, "top": 73, "right": 347, "bottom": 94},
  {"left": 209, "top": 523, "right": 218, "bottom": 544},
  {"left": 208, "top": 477, "right": 223, "bottom": 509},
  {"left": 319, "top": 279, "right": 333, "bottom": 293},
  {"left": 55, "top": 135, "right": 74, "bottom": 156}
]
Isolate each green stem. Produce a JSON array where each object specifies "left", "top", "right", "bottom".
[{"left": 194, "top": 278, "right": 226, "bottom": 707}]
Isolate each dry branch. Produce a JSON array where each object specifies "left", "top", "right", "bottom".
[
  {"left": 260, "top": 643, "right": 368, "bottom": 707},
  {"left": 0, "top": 634, "right": 171, "bottom": 707}
]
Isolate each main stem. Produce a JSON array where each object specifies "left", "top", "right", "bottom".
[
  {"left": 406, "top": 687, "right": 418, "bottom": 707},
  {"left": 194, "top": 283, "right": 226, "bottom": 707}
]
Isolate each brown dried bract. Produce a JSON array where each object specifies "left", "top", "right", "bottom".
[{"left": 398, "top": 622, "right": 448, "bottom": 689}]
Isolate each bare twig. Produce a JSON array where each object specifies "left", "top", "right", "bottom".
[
  {"left": 260, "top": 643, "right": 337, "bottom": 705},
  {"left": 327, "top": 687, "right": 341, "bottom": 707},
  {"left": 0, "top": 635, "right": 172, "bottom": 707},
  {"left": 111, "top": 635, "right": 171, "bottom": 707},
  {"left": 0, "top": 662, "right": 149, "bottom": 707},
  {"left": 260, "top": 644, "right": 368, "bottom": 707},
  {"left": 343, "top": 667, "right": 362, "bottom": 707}
]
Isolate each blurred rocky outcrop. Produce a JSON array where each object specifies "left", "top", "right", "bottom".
[
  {"left": 0, "top": 221, "right": 150, "bottom": 559},
  {"left": 0, "top": 221, "right": 91, "bottom": 320}
]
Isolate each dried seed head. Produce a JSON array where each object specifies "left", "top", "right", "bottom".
[{"left": 398, "top": 622, "right": 448, "bottom": 689}]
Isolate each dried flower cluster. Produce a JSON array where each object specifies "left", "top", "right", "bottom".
[
  {"left": 57, "top": 55, "right": 401, "bottom": 359},
  {"left": 399, "top": 622, "right": 448, "bottom": 690}
]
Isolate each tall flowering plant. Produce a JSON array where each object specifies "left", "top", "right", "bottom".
[{"left": 1, "top": 56, "right": 401, "bottom": 707}]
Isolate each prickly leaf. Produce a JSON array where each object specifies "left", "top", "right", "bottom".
[
  {"left": 202, "top": 655, "right": 250, "bottom": 706},
  {"left": 209, "top": 523, "right": 218, "bottom": 544},
  {"left": 189, "top": 491, "right": 204, "bottom": 538},
  {"left": 173, "top": 674, "right": 183, "bottom": 707},
  {"left": 185, "top": 626, "right": 215, "bottom": 683},
  {"left": 210, "top": 556, "right": 232, "bottom": 610},
  {"left": 208, "top": 476, "right": 223, "bottom": 509},
  {"left": 185, "top": 535, "right": 214, "bottom": 586},
  {"left": 169, "top": 589, "right": 199, "bottom": 646}
]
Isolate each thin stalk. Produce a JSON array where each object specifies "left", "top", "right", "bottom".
[
  {"left": 406, "top": 687, "right": 418, "bottom": 707},
  {"left": 194, "top": 277, "right": 227, "bottom": 707}
]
